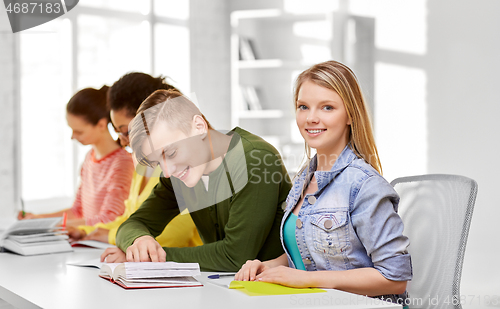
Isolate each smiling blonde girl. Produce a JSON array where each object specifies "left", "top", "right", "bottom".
[{"left": 236, "top": 60, "right": 412, "bottom": 305}]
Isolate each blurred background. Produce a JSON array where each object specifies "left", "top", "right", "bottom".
[{"left": 1, "top": 0, "right": 499, "bottom": 305}]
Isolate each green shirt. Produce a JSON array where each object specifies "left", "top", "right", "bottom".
[{"left": 116, "top": 127, "right": 291, "bottom": 271}]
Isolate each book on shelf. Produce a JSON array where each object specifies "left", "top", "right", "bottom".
[
  {"left": 240, "top": 85, "right": 262, "bottom": 111},
  {"left": 99, "top": 262, "right": 203, "bottom": 289},
  {"left": 239, "top": 36, "right": 258, "bottom": 61},
  {"left": 238, "top": 85, "right": 250, "bottom": 110},
  {"left": 0, "top": 217, "right": 73, "bottom": 256}
]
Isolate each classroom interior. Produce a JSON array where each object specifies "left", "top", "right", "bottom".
[{"left": 0, "top": 0, "right": 499, "bottom": 307}]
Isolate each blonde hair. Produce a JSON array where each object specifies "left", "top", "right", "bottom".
[{"left": 293, "top": 60, "right": 382, "bottom": 175}]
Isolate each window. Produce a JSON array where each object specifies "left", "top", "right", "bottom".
[{"left": 20, "top": 1, "right": 190, "bottom": 210}]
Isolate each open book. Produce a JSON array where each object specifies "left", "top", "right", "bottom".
[
  {"left": 99, "top": 262, "right": 203, "bottom": 289},
  {"left": 0, "top": 217, "right": 72, "bottom": 256}
]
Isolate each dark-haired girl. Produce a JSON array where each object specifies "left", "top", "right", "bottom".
[{"left": 19, "top": 86, "right": 134, "bottom": 227}]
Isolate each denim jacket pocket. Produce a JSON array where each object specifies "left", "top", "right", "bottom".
[{"left": 310, "top": 211, "right": 349, "bottom": 257}]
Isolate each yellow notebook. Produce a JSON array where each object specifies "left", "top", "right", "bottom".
[{"left": 229, "top": 281, "right": 326, "bottom": 296}]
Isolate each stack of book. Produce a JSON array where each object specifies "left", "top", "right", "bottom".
[
  {"left": 0, "top": 217, "right": 73, "bottom": 256},
  {"left": 99, "top": 262, "right": 202, "bottom": 289}
]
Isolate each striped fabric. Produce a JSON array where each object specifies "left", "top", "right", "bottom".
[{"left": 71, "top": 147, "right": 134, "bottom": 226}]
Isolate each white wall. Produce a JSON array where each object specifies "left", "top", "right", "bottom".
[
  {"left": 369, "top": 0, "right": 500, "bottom": 300},
  {"left": 190, "top": 0, "right": 231, "bottom": 130},
  {"left": 0, "top": 9, "right": 20, "bottom": 219},
  {"left": 426, "top": 0, "right": 500, "bottom": 298}
]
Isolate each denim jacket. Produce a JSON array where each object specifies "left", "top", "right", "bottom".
[{"left": 280, "top": 146, "right": 412, "bottom": 282}]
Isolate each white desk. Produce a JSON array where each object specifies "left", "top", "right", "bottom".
[{"left": 0, "top": 248, "right": 401, "bottom": 309}]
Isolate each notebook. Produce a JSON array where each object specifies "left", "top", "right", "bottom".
[{"left": 229, "top": 281, "right": 326, "bottom": 296}]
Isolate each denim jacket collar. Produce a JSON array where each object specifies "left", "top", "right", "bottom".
[
  {"left": 314, "top": 145, "right": 358, "bottom": 191},
  {"left": 286, "top": 145, "right": 357, "bottom": 212}
]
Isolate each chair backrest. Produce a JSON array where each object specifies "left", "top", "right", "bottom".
[{"left": 391, "top": 174, "right": 478, "bottom": 309}]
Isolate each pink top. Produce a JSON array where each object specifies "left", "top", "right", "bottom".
[{"left": 70, "top": 147, "right": 134, "bottom": 225}]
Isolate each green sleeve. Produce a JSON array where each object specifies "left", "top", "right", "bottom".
[
  {"left": 163, "top": 149, "right": 288, "bottom": 271},
  {"left": 116, "top": 177, "right": 180, "bottom": 252}
]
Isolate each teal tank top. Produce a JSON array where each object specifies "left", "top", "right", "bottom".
[{"left": 283, "top": 213, "right": 306, "bottom": 270}]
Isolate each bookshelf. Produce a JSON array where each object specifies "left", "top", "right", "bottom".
[
  {"left": 230, "top": 9, "right": 330, "bottom": 154},
  {"left": 229, "top": 8, "right": 375, "bottom": 175}
]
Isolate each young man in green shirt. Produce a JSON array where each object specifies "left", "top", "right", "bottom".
[{"left": 101, "top": 90, "right": 291, "bottom": 271}]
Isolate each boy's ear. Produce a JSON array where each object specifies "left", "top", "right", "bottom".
[{"left": 192, "top": 115, "right": 208, "bottom": 138}]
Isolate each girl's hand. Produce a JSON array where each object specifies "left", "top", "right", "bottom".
[
  {"left": 67, "top": 226, "right": 87, "bottom": 242},
  {"left": 101, "top": 247, "right": 126, "bottom": 263},
  {"left": 235, "top": 259, "right": 268, "bottom": 281},
  {"left": 83, "top": 227, "right": 109, "bottom": 243},
  {"left": 256, "top": 266, "right": 313, "bottom": 288},
  {"left": 17, "top": 211, "right": 37, "bottom": 220}
]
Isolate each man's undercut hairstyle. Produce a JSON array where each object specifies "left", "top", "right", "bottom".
[{"left": 130, "top": 89, "right": 213, "bottom": 165}]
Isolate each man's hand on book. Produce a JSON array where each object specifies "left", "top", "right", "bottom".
[
  {"left": 126, "top": 235, "right": 166, "bottom": 262},
  {"left": 101, "top": 247, "right": 126, "bottom": 263}
]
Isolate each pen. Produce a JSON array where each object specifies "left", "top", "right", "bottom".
[
  {"left": 21, "top": 198, "right": 25, "bottom": 218},
  {"left": 62, "top": 212, "right": 67, "bottom": 230},
  {"left": 208, "top": 273, "right": 236, "bottom": 279}
]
